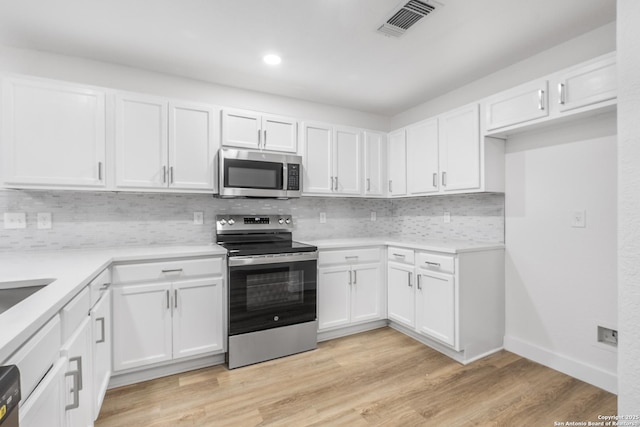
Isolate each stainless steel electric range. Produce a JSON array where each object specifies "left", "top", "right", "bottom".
[{"left": 216, "top": 214, "right": 318, "bottom": 369}]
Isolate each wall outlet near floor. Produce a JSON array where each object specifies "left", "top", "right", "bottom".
[
  {"left": 37, "top": 212, "right": 52, "bottom": 229},
  {"left": 371, "top": 211, "right": 377, "bottom": 222},
  {"left": 597, "top": 325, "right": 618, "bottom": 347},
  {"left": 443, "top": 211, "right": 451, "bottom": 223},
  {"left": 319, "top": 212, "right": 326, "bottom": 224},
  {"left": 193, "top": 211, "right": 204, "bottom": 225},
  {"left": 571, "top": 209, "right": 586, "bottom": 228},
  {"left": 4, "top": 212, "right": 27, "bottom": 229}
]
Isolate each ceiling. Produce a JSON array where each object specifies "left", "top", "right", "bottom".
[{"left": 0, "top": 0, "right": 616, "bottom": 116}]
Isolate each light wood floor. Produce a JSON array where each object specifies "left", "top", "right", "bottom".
[{"left": 96, "top": 328, "right": 616, "bottom": 426}]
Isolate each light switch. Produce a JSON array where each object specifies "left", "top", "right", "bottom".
[
  {"left": 443, "top": 211, "right": 451, "bottom": 223},
  {"left": 571, "top": 210, "right": 586, "bottom": 228},
  {"left": 37, "top": 212, "right": 52, "bottom": 229},
  {"left": 193, "top": 212, "right": 204, "bottom": 225},
  {"left": 371, "top": 211, "right": 377, "bottom": 222},
  {"left": 319, "top": 212, "right": 326, "bottom": 224}
]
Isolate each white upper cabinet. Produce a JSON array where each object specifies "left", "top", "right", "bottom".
[
  {"left": 438, "top": 104, "right": 481, "bottom": 192},
  {"left": 555, "top": 53, "right": 616, "bottom": 113},
  {"left": 115, "top": 93, "right": 217, "bottom": 192},
  {"left": 387, "top": 129, "right": 407, "bottom": 197},
  {"left": 222, "top": 109, "right": 297, "bottom": 153},
  {"left": 363, "top": 131, "right": 386, "bottom": 197},
  {"left": 1, "top": 77, "right": 106, "bottom": 188},
  {"left": 301, "top": 122, "right": 361, "bottom": 196},
  {"left": 484, "top": 79, "right": 549, "bottom": 132},
  {"left": 406, "top": 118, "right": 439, "bottom": 195}
]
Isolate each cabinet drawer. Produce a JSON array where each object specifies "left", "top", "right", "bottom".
[
  {"left": 6, "top": 315, "right": 61, "bottom": 403},
  {"left": 112, "top": 257, "right": 223, "bottom": 284},
  {"left": 387, "top": 247, "right": 415, "bottom": 264},
  {"left": 319, "top": 248, "right": 381, "bottom": 266},
  {"left": 416, "top": 252, "right": 455, "bottom": 274},
  {"left": 89, "top": 268, "right": 111, "bottom": 307},
  {"left": 61, "top": 287, "right": 91, "bottom": 343}
]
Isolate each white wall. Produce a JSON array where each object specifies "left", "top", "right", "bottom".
[
  {"left": 504, "top": 113, "right": 618, "bottom": 393},
  {"left": 390, "top": 22, "right": 616, "bottom": 129},
  {"left": 0, "top": 44, "right": 389, "bottom": 131},
  {"left": 616, "top": 0, "right": 640, "bottom": 413}
]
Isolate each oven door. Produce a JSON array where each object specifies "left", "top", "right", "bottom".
[{"left": 228, "top": 253, "right": 317, "bottom": 336}]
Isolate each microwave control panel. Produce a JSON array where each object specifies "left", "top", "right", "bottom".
[{"left": 287, "top": 164, "right": 300, "bottom": 190}]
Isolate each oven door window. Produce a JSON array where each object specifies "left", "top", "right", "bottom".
[
  {"left": 224, "top": 159, "right": 283, "bottom": 190},
  {"left": 229, "top": 259, "right": 317, "bottom": 336}
]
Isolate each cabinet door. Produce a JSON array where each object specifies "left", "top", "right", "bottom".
[
  {"left": 363, "top": 131, "right": 385, "bottom": 196},
  {"left": 416, "top": 271, "right": 455, "bottom": 347},
  {"left": 91, "top": 290, "right": 111, "bottom": 421},
  {"left": 61, "top": 317, "right": 94, "bottom": 427},
  {"left": 406, "top": 119, "right": 439, "bottom": 195},
  {"left": 221, "top": 109, "right": 261, "bottom": 149},
  {"left": 19, "top": 358, "right": 66, "bottom": 427},
  {"left": 112, "top": 283, "right": 172, "bottom": 371},
  {"left": 115, "top": 94, "right": 168, "bottom": 188},
  {"left": 438, "top": 104, "right": 481, "bottom": 192},
  {"left": 351, "top": 264, "right": 382, "bottom": 324},
  {"left": 173, "top": 278, "right": 224, "bottom": 359},
  {"left": 387, "top": 130, "right": 407, "bottom": 196},
  {"left": 387, "top": 263, "right": 415, "bottom": 328},
  {"left": 1, "top": 78, "right": 106, "bottom": 187},
  {"left": 262, "top": 114, "right": 297, "bottom": 153},
  {"left": 168, "top": 102, "right": 217, "bottom": 191},
  {"left": 484, "top": 79, "right": 549, "bottom": 131},
  {"left": 334, "top": 127, "right": 362, "bottom": 195},
  {"left": 557, "top": 55, "right": 616, "bottom": 113},
  {"left": 318, "top": 266, "right": 351, "bottom": 330},
  {"left": 302, "top": 122, "right": 333, "bottom": 194}
]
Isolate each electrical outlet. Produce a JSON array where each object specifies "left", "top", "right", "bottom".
[
  {"left": 4, "top": 212, "right": 27, "bottom": 229},
  {"left": 571, "top": 210, "right": 586, "bottom": 228},
  {"left": 193, "top": 212, "right": 204, "bottom": 225},
  {"left": 37, "top": 212, "right": 52, "bottom": 229},
  {"left": 319, "top": 212, "right": 326, "bottom": 224},
  {"left": 597, "top": 325, "right": 618, "bottom": 347},
  {"left": 371, "top": 211, "right": 377, "bottom": 222},
  {"left": 443, "top": 211, "right": 451, "bottom": 223}
]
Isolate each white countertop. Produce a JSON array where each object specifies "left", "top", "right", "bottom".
[
  {"left": 309, "top": 237, "right": 504, "bottom": 254},
  {"left": 0, "top": 244, "right": 226, "bottom": 363}
]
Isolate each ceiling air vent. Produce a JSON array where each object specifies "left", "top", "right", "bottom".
[{"left": 377, "top": 0, "right": 441, "bottom": 38}]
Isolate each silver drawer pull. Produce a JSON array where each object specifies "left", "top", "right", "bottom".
[
  {"left": 99, "top": 283, "right": 110, "bottom": 290},
  {"left": 161, "top": 268, "right": 183, "bottom": 274},
  {"left": 392, "top": 253, "right": 405, "bottom": 258},
  {"left": 345, "top": 255, "right": 359, "bottom": 259},
  {"left": 425, "top": 261, "right": 441, "bottom": 267}
]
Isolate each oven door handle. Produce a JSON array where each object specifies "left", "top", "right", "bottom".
[{"left": 228, "top": 251, "right": 318, "bottom": 266}]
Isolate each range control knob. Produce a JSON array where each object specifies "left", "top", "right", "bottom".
[
  {"left": 278, "top": 218, "right": 284, "bottom": 225},
  {"left": 285, "top": 218, "right": 291, "bottom": 224},
  {"left": 219, "top": 219, "right": 227, "bottom": 225},
  {"left": 228, "top": 218, "right": 235, "bottom": 225}
]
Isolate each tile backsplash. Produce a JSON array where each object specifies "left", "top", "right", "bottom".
[{"left": 0, "top": 190, "right": 504, "bottom": 252}]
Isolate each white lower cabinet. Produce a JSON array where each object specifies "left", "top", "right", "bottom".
[
  {"left": 112, "top": 257, "right": 225, "bottom": 373},
  {"left": 90, "top": 290, "right": 111, "bottom": 420},
  {"left": 415, "top": 269, "right": 455, "bottom": 347},
  {"left": 19, "top": 357, "right": 67, "bottom": 427},
  {"left": 387, "top": 250, "right": 416, "bottom": 328},
  {"left": 318, "top": 247, "right": 384, "bottom": 331},
  {"left": 61, "top": 317, "right": 94, "bottom": 427}
]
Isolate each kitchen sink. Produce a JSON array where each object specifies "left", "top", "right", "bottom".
[{"left": 0, "top": 278, "right": 56, "bottom": 315}]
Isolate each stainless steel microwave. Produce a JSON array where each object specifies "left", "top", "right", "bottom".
[{"left": 218, "top": 148, "right": 302, "bottom": 198}]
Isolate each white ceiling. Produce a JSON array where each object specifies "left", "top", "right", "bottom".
[{"left": 0, "top": 0, "right": 616, "bottom": 116}]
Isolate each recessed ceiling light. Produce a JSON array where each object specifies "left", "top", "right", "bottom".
[{"left": 263, "top": 54, "right": 282, "bottom": 66}]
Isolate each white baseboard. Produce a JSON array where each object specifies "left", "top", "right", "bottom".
[
  {"left": 504, "top": 335, "right": 617, "bottom": 394},
  {"left": 318, "top": 320, "right": 388, "bottom": 342}
]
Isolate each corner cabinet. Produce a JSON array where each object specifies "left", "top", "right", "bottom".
[
  {"left": 1, "top": 77, "right": 107, "bottom": 189},
  {"left": 222, "top": 109, "right": 297, "bottom": 153},
  {"left": 115, "top": 93, "right": 218, "bottom": 192},
  {"left": 111, "top": 256, "right": 225, "bottom": 373}
]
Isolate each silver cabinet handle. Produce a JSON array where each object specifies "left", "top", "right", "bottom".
[
  {"left": 96, "top": 317, "right": 106, "bottom": 343},
  {"left": 558, "top": 83, "right": 565, "bottom": 105},
  {"left": 425, "top": 261, "right": 441, "bottom": 267},
  {"left": 258, "top": 129, "right": 262, "bottom": 149},
  {"left": 388, "top": 180, "right": 393, "bottom": 193},
  {"left": 367, "top": 178, "right": 371, "bottom": 192},
  {"left": 417, "top": 274, "right": 422, "bottom": 290},
  {"left": 166, "top": 290, "right": 170, "bottom": 309},
  {"left": 442, "top": 171, "right": 447, "bottom": 187},
  {"left": 353, "top": 270, "right": 357, "bottom": 285},
  {"left": 348, "top": 270, "right": 352, "bottom": 285},
  {"left": 264, "top": 130, "right": 267, "bottom": 148},
  {"left": 538, "top": 89, "right": 545, "bottom": 110},
  {"left": 65, "top": 368, "right": 80, "bottom": 410},
  {"left": 162, "top": 166, "right": 167, "bottom": 183},
  {"left": 392, "top": 253, "right": 405, "bottom": 258},
  {"left": 71, "top": 356, "right": 83, "bottom": 390},
  {"left": 161, "top": 268, "right": 183, "bottom": 274},
  {"left": 174, "top": 289, "right": 178, "bottom": 308},
  {"left": 169, "top": 166, "right": 174, "bottom": 184},
  {"left": 408, "top": 272, "right": 413, "bottom": 287},
  {"left": 98, "top": 162, "right": 103, "bottom": 181},
  {"left": 330, "top": 177, "right": 334, "bottom": 191},
  {"left": 99, "top": 283, "right": 110, "bottom": 291},
  {"left": 334, "top": 176, "right": 338, "bottom": 191},
  {"left": 432, "top": 172, "right": 438, "bottom": 188}
]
